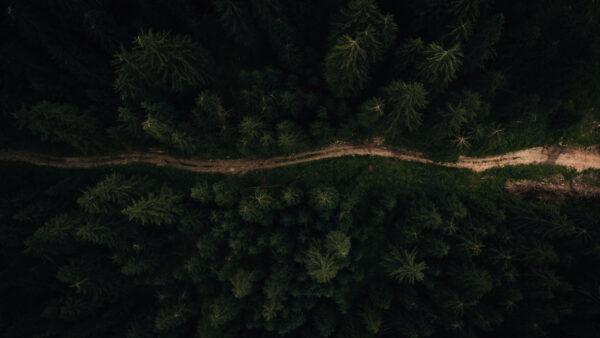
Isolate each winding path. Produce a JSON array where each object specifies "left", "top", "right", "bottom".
[{"left": 1, "top": 143, "right": 599, "bottom": 174}]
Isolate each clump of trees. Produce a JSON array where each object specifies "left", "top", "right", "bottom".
[
  {"left": 2, "top": 162, "right": 600, "bottom": 337},
  {"left": 4, "top": 0, "right": 598, "bottom": 157}
]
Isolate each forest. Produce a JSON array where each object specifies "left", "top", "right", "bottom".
[
  {"left": 1, "top": 0, "right": 600, "bottom": 337},
  {"left": 1, "top": 0, "right": 599, "bottom": 158},
  {"left": 2, "top": 159, "right": 600, "bottom": 337}
]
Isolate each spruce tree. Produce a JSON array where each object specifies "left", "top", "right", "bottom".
[
  {"left": 303, "top": 241, "right": 340, "bottom": 283},
  {"left": 122, "top": 186, "right": 182, "bottom": 226},
  {"left": 382, "top": 247, "right": 427, "bottom": 284},
  {"left": 113, "top": 30, "right": 212, "bottom": 99},
  {"left": 382, "top": 81, "right": 429, "bottom": 137},
  {"left": 417, "top": 42, "right": 464, "bottom": 90},
  {"left": 13, "top": 101, "right": 102, "bottom": 153},
  {"left": 77, "top": 173, "right": 143, "bottom": 214}
]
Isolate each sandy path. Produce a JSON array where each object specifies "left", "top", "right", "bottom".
[{"left": 1, "top": 143, "right": 599, "bottom": 174}]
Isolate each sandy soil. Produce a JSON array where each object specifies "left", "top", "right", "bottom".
[{"left": 1, "top": 143, "right": 599, "bottom": 174}]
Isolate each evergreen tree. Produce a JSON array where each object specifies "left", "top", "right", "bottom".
[
  {"left": 382, "top": 247, "right": 427, "bottom": 284},
  {"left": 113, "top": 30, "right": 212, "bottom": 99},
  {"left": 303, "top": 241, "right": 340, "bottom": 283},
  {"left": 211, "top": 0, "right": 259, "bottom": 48},
  {"left": 357, "top": 96, "right": 385, "bottom": 130},
  {"left": 122, "top": 186, "right": 182, "bottom": 225},
  {"left": 382, "top": 81, "right": 429, "bottom": 137},
  {"left": 13, "top": 101, "right": 102, "bottom": 153},
  {"left": 209, "top": 296, "right": 239, "bottom": 328},
  {"left": 309, "top": 187, "right": 340, "bottom": 215},
  {"left": 229, "top": 268, "right": 255, "bottom": 299},
  {"left": 417, "top": 42, "right": 464, "bottom": 90},
  {"left": 77, "top": 173, "right": 143, "bottom": 213},
  {"left": 325, "top": 231, "right": 351, "bottom": 257},
  {"left": 324, "top": 0, "right": 397, "bottom": 97},
  {"left": 154, "top": 302, "right": 192, "bottom": 331}
]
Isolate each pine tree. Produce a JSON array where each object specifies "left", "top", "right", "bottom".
[
  {"left": 382, "top": 81, "right": 429, "bottom": 137},
  {"left": 357, "top": 96, "right": 385, "bottom": 130},
  {"left": 309, "top": 187, "right": 340, "bottom": 215},
  {"left": 77, "top": 173, "right": 143, "bottom": 213},
  {"left": 113, "top": 30, "right": 212, "bottom": 99},
  {"left": 229, "top": 268, "right": 255, "bottom": 299},
  {"left": 465, "top": 14, "right": 504, "bottom": 70},
  {"left": 209, "top": 296, "right": 239, "bottom": 327},
  {"left": 324, "top": 28, "right": 382, "bottom": 97},
  {"left": 325, "top": 231, "right": 351, "bottom": 258},
  {"left": 192, "top": 91, "right": 226, "bottom": 138},
  {"left": 382, "top": 247, "right": 427, "bottom": 284},
  {"left": 211, "top": 0, "right": 259, "bottom": 47},
  {"left": 13, "top": 101, "right": 102, "bottom": 153},
  {"left": 303, "top": 241, "right": 340, "bottom": 283},
  {"left": 324, "top": 0, "right": 397, "bottom": 97},
  {"left": 122, "top": 186, "right": 182, "bottom": 225},
  {"left": 154, "top": 302, "right": 192, "bottom": 331},
  {"left": 191, "top": 179, "right": 213, "bottom": 204},
  {"left": 361, "top": 303, "right": 382, "bottom": 334},
  {"left": 276, "top": 120, "right": 307, "bottom": 154},
  {"left": 212, "top": 180, "right": 239, "bottom": 207},
  {"left": 281, "top": 186, "right": 303, "bottom": 207},
  {"left": 24, "top": 212, "right": 80, "bottom": 256},
  {"left": 417, "top": 42, "right": 463, "bottom": 89},
  {"left": 393, "top": 37, "right": 425, "bottom": 75}
]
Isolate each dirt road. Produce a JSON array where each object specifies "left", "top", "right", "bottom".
[{"left": 1, "top": 143, "right": 599, "bottom": 174}]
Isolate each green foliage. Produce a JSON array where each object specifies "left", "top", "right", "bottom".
[
  {"left": 13, "top": 101, "right": 102, "bottom": 153},
  {"left": 229, "top": 268, "right": 255, "bottom": 299},
  {"left": 77, "top": 173, "right": 142, "bottom": 213},
  {"left": 324, "top": 29, "right": 382, "bottom": 97},
  {"left": 382, "top": 81, "right": 429, "bottom": 137},
  {"left": 324, "top": 0, "right": 397, "bottom": 97},
  {"left": 325, "top": 231, "right": 351, "bottom": 257},
  {"left": 417, "top": 42, "right": 464, "bottom": 89},
  {"left": 309, "top": 186, "right": 340, "bottom": 214},
  {"left": 154, "top": 302, "right": 192, "bottom": 331},
  {"left": 382, "top": 247, "right": 427, "bottom": 284},
  {"left": 276, "top": 121, "right": 307, "bottom": 154},
  {"left": 303, "top": 241, "right": 340, "bottom": 283},
  {"left": 209, "top": 296, "right": 239, "bottom": 327},
  {"left": 211, "top": 0, "right": 258, "bottom": 47},
  {"left": 191, "top": 179, "right": 213, "bottom": 204},
  {"left": 357, "top": 96, "right": 385, "bottom": 130},
  {"left": 114, "top": 30, "right": 212, "bottom": 98},
  {"left": 212, "top": 180, "right": 239, "bottom": 207},
  {"left": 122, "top": 186, "right": 182, "bottom": 225}
]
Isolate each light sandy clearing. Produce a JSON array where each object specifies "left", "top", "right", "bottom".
[{"left": 1, "top": 143, "right": 599, "bottom": 174}]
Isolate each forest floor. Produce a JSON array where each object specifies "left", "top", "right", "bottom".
[
  {"left": 505, "top": 173, "right": 600, "bottom": 201},
  {"left": 1, "top": 142, "right": 599, "bottom": 174}
]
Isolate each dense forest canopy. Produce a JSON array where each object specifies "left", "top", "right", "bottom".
[
  {"left": 2, "top": 159, "right": 600, "bottom": 337},
  {"left": 2, "top": 1, "right": 600, "bottom": 338},
  {"left": 1, "top": 0, "right": 599, "bottom": 157}
]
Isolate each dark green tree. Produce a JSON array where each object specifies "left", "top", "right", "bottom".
[
  {"left": 113, "top": 30, "right": 212, "bottom": 99},
  {"left": 13, "top": 101, "right": 102, "bottom": 153},
  {"left": 122, "top": 186, "right": 182, "bottom": 225},
  {"left": 382, "top": 81, "right": 429, "bottom": 137}
]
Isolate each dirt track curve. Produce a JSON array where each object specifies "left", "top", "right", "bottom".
[{"left": 1, "top": 143, "right": 600, "bottom": 174}]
